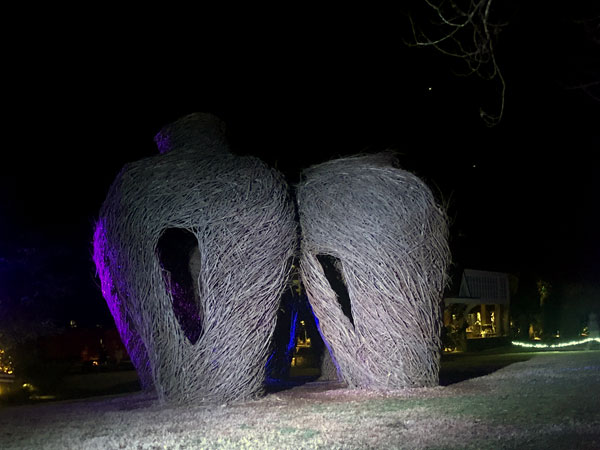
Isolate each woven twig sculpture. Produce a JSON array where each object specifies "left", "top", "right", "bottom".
[
  {"left": 93, "top": 113, "right": 297, "bottom": 403},
  {"left": 297, "top": 153, "right": 449, "bottom": 388}
]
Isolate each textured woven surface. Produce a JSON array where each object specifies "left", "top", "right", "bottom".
[
  {"left": 93, "top": 113, "right": 297, "bottom": 404},
  {"left": 297, "top": 153, "right": 450, "bottom": 388}
]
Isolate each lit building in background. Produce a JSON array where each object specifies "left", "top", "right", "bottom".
[{"left": 444, "top": 269, "right": 511, "bottom": 351}]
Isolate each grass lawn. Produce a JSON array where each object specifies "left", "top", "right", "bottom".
[{"left": 0, "top": 350, "right": 599, "bottom": 449}]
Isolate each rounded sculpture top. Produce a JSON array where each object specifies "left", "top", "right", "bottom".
[{"left": 154, "top": 112, "right": 228, "bottom": 154}]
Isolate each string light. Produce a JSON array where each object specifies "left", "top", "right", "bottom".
[{"left": 512, "top": 337, "right": 600, "bottom": 349}]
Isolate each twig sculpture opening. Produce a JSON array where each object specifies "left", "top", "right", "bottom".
[
  {"left": 93, "top": 113, "right": 297, "bottom": 403},
  {"left": 297, "top": 153, "right": 450, "bottom": 388},
  {"left": 156, "top": 228, "right": 203, "bottom": 344},
  {"left": 316, "top": 255, "right": 354, "bottom": 326}
]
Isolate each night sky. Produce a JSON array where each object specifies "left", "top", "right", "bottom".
[{"left": 2, "top": 5, "right": 599, "bottom": 329}]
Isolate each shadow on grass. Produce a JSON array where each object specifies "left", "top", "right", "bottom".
[
  {"left": 267, "top": 350, "right": 538, "bottom": 391},
  {"left": 2, "top": 350, "right": 541, "bottom": 406},
  {"left": 0, "top": 367, "right": 142, "bottom": 406},
  {"left": 264, "top": 375, "right": 321, "bottom": 394},
  {"left": 439, "top": 350, "right": 534, "bottom": 386}
]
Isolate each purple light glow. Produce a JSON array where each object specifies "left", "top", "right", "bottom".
[
  {"left": 92, "top": 220, "right": 127, "bottom": 342},
  {"left": 92, "top": 220, "right": 153, "bottom": 390}
]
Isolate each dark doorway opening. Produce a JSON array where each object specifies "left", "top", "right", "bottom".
[
  {"left": 156, "top": 228, "right": 203, "bottom": 344},
  {"left": 264, "top": 290, "right": 326, "bottom": 392}
]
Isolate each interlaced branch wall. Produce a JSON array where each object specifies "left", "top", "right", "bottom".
[
  {"left": 297, "top": 153, "right": 450, "bottom": 389},
  {"left": 93, "top": 113, "right": 297, "bottom": 404}
]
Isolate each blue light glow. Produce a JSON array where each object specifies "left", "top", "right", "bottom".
[{"left": 286, "top": 310, "right": 299, "bottom": 356}]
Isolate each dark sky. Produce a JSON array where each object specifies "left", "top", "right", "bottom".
[{"left": 2, "top": 5, "right": 599, "bottom": 327}]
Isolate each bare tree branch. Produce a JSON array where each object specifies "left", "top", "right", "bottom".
[
  {"left": 564, "top": 80, "right": 600, "bottom": 102},
  {"left": 568, "top": 15, "right": 600, "bottom": 102},
  {"left": 407, "top": 0, "right": 506, "bottom": 126}
]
